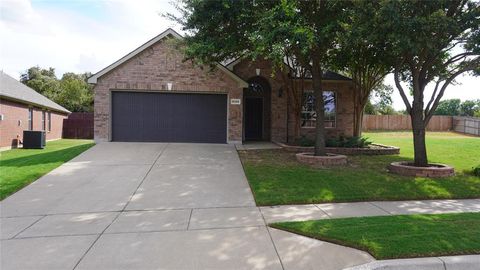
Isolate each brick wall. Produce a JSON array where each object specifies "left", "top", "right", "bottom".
[
  {"left": 0, "top": 99, "right": 68, "bottom": 148},
  {"left": 93, "top": 37, "right": 244, "bottom": 143},
  {"left": 292, "top": 80, "right": 355, "bottom": 142},
  {"left": 233, "top": 59, "right": 288, "bottom": 142},
  {"left": 233, "top": 59, "right": 355, "bottom": 143}
]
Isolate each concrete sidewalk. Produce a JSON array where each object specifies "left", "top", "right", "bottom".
[{"left": 260, "top": 199, "right": 480, "bottom": 223}]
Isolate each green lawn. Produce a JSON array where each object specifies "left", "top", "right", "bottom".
[
  {"left": 239, "top": 132, "right": 480, "bottom": 205},
  {"left": 272, "top": 213, "right": 480, "bottom": 259},
  {"left": 365, "top": 131, "right": 479, "bottom": 172},
  {"left": 0, "top": 139, "right": 94, "bottom": 200}
]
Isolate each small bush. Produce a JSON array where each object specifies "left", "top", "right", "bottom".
[
  {"left": 473, "top": 165, "right": 480, "bottom": 177},
  {"left": 326, "top": 136, "right": 372, "bottom": 148},
  {"left": 296, "top": 136, "right": 315, "bottom": 147},
  {"left": 294, "top": 135, "right": 372, "bottom": 148}
]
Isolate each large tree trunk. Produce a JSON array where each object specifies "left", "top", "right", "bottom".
[
  {"left": 411, "top": 85, "right": 428, "bottom": 167},
  {"left": 353, "top": 103, "right": 364, "bottom": 137},
  {"left": 312, "top": 58, "right": 326, "bottom": 156}
]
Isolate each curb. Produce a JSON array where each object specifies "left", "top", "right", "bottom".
[{"left": 344, "top": 255, "right": 480, "bottom": 270}]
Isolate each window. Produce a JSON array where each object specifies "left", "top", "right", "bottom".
[
  {"left": 28, "top": 108, "right": 33, "bottom": 130},
  {"left": 42, "top": 111, "right": 46, "bottom": 131},
  {"left": 301, "top": 91, "right": 336, "bottom": 128},
  {"left": 48, "top": 112, "right": 52, "bottom": 132}
]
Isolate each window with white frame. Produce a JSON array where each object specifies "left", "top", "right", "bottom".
[{"left": 301, "top": 91, "right": 336, "bottom": 128}]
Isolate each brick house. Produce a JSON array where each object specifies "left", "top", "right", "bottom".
[
  {"left": 0, "top": 71, "right": 70, "bottom": 149},
  {"left": 88, "top": 28, "right": 354, "bottom": 144}
]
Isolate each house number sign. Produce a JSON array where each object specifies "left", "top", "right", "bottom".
[{"left": 230, "top": 99, "right": 241, "bottom": 105}]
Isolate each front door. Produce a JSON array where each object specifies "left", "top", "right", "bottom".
[{"left": 244, "top": 97, "right": 263, "bottom": 140}]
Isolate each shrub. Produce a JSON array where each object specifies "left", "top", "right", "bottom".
[
  {"left": 326, "top": 136, "right": 372, "bottom": 148},
  {"left": 473, "top": 165, "right": 480, "bottom": 177},
  {"left": 294, "top": 135, "right": 372, "bottom": 148},
  {"left": 295, "top": 136, "right": 315, "bottom": 147}
]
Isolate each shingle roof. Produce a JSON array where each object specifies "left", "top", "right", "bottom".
[{"left": 0, "top": 71, "right": 70, "bottom": 114}]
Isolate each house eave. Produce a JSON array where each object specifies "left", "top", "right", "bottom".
[{"left": 0, "top": 94, "right": 71, "bottom": 114}]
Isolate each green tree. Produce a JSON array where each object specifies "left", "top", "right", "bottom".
[
  {"left": 381, "top": 0, "right": 479, "bottom": 166},
  {"left": 20, "top": 66, "right": 60, "bottom": 100},
  {"left": 364, "top": 101, "right": 376, "bottom": 115},
  {"left": 335, "top": 1, "right": 393, "bottom": 136},
  {"left": 171, "top": 0, "right": 348, "bottom": 156},
  {"left": 58, "top": 72, "right": 93, "bottom": 112},
  {"left": 459, "top": 99, "right": 480, "bottom": 116},
  {"left": 20, "top": 67, "right": 93, "bottom": 112},
  {"left": 434, "top": 99, "right": 461, "bottom": 115}
]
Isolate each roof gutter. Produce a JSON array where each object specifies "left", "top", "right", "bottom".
[{"left": 0, "top": 95, "right": 71, "bottom": 114}]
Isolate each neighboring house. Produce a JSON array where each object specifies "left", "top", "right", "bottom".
[
  {"left": 88, "top": 28, "right": 354, "bottom": 144},
  {"left": 0, "top": 71, "right": 70, "bottom": 149}
]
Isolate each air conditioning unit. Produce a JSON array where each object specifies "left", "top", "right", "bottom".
[{"left": 23, "top": 131, "right": 46, "bottom": 149}]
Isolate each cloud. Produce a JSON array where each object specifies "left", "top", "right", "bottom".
[{"left": 0, "top": 0, "right": 181, "bottom": 79}]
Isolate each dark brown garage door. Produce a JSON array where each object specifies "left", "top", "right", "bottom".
[{"left": 112, "top": 92, "right": 227, "bottom": 143}]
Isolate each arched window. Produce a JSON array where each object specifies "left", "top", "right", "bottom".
[{"left": 248, "top": 81, "right": 265, "bottom": 93}]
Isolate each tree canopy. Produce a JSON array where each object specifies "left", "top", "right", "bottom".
[
  {"left": 20, "top": 67, "right": 93, "bottom": 112},
  {"left": 171, "top": 0, "right": 349, "bottom": 155},
  {"left": 379, "top": 0, "right": 479, "bottom": 166},
  {"left": 434, "top": 98, "right": 480, "bottom": 116}
]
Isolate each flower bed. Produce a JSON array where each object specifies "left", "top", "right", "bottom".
[
  {"left": 274, "top": 142, "right": 400, "bottom": 155},
  {"left": 388, "top": 161, "right": 455, "bottom": 178},
  {"left": 296, "top": 152, "right": 347, "bottom": 167}
]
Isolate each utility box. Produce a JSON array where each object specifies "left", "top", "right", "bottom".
[{"left": 23, "top": 131, "right": 46, "bottom": 149}]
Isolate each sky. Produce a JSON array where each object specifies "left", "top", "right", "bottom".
[{"left": 1, "top": 0, "right": 478, "bottom": 110}]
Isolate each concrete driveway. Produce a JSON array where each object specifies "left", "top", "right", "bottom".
[{"left": 0, "top": 143, "right": 372, "bottom": 270}]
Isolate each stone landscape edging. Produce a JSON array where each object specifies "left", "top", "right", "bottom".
[
  {"left": 274, "top": 141, "right": 400, "bottom": 155},
  {"left": 388, "top": 161, "right": 455, "bottom": 178},
  {"left": 296, "top": 152, "right": 348, "bottom": 166}
]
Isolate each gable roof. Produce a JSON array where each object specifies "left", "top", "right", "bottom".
[
  {"left": 0, "top": 71, "right": 70, "bottom": 114},
  {"left": 87, "top": 28, "right": 248, "bottom": 88}
]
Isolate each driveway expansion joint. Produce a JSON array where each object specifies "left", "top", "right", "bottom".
[
  {"left": 314, "top": 204, "right": 333, "bottom": 218},
  {"left": 436, "top": 257, "right": 448, "bottom": 270},
  {"left": 11, "top": 215, "right": 46, "bottom": 239},
  {"left": 259, "top": 205, "right": 286, "bottom": 270}
]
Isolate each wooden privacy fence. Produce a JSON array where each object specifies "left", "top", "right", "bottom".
[
  {"left": 453, "top": 116, "right": 480, "bottom": 136},
  {"left": 63, "top": 112, "right": 94, "bottom": 139},
  {"left": 362, "top": 115, "right": 453, "bottom": 131}
]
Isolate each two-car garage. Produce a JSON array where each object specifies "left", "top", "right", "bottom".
[
  {"left": 88, "top": 29, "right": 247, "bottom": 144},
  {"left": 111, "top": 92, "right": 228, "bottom": 143}
]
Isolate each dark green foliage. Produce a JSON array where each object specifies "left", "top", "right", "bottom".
[
  {"left": 20, "top": 66, "right": 93, "bottom": 112},
  {"left": 295, "top": 136, "right": 315, "bottom": 147},
  {"left": 272, "top": 213, "right": 480, "bottom": 259},
  {"left": 434, "top": 99, "right": 480, "bottom": 116},
  {"left": 326, "top": 136, "right": 372, "bottom": 148},
  {"left": 473, "top": 165, "right": 480, "bottom": 177},
  {"left": 460, "top": 99, "right": 480, "bottom": 117},
  {"left": 434, "top": 99, "right": 462, "bottom": 115}
]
